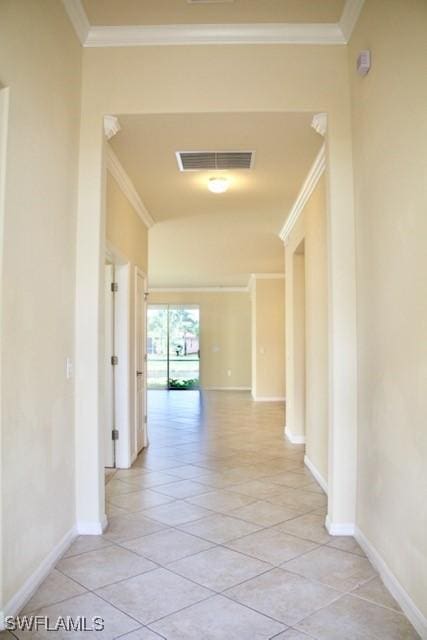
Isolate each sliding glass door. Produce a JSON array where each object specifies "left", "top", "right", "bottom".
[{"left": 147, "top": 305, "right": 200, "bottom": 390}]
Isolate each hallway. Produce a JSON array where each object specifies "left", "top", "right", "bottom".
[{"left": 14, "top": 392, "right": 418, "bottom": 639}]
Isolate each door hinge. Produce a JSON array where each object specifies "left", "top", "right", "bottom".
[
  {"left": 144, "top": 354, "right": 147, "bottom": 362},
  {"left": 144, "top": 415, "right": 147, "bottom": 424},
  {"left": 112, "top": 429, "right": 119, "bottom": 441},
  {"left": 111, "top": 355, "right": 119, "bottom": 365},
  {"left": 111, "top": 282, "right": 118, "bottom": 292}
]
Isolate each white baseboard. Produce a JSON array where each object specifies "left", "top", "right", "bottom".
[
  {"left": 0, "top": 526, "right": 77, "bottom": 630},
  {"left": 203, "top": 387, "right": 251, "bottom": 391},
  {"left": 253, "top": 396, "right": 286, "bottom": 402},
  {"left": 76, "top": 515, "right": 108, "bottom": 535},
  {"left": 304, "top": 455, "right": 328, "bottom": 494},
  {"left": 355, "top": 527, "right": 427, "bottom": 639},
  {"left": 325, "top": 515, "right": 355, "bottom": 536},
  {"left": 284, "top": 426, "right": 305, "bottom": 444}
]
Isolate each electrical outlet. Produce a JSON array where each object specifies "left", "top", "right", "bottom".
[{"left": 227, "top": 369, "right": 232, "bottom": 377}]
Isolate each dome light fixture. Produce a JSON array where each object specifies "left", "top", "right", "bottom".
[{"left": 208, "top": 177, "right": 229, "bottom": 194}]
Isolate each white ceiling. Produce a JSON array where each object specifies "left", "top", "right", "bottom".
[{"left": 110, "top": 112, "right": 322, "bottom": 287}]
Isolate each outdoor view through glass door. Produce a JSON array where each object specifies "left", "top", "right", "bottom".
[{"left": 147, "top": 305, "right": 200, "bottom": 390}]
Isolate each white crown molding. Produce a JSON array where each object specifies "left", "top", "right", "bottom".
[
  {"left": 340, "top": 0, "right": 366, "bottom": 42},
  {"left": 311, "top": 112, "right": 328, "bottom": 137},
  {"left": 284, "top": 426, "right": 306, "bottom": 444},
  {"left": 106, "top": 145, "right": 154, "bottom": 229},
  {"left": 63, "top": 0, "right": 363, "bottom": 47},
  {"left": 62, "top": 0, "right": 90, "bottom": 45},
  {"left": 304, "top": 455, "right": 328, "bottom": 494},
  {"left": 279, "top": 144, "right": 326, "bottom": 244},
  {"left": 84, "top": 23, "right": 346, "bottom": 48},
  {"left": 104, "top": 115, "right": 121, "bottom": 140},
  {"left": 149, "top": 286, "right": 249, "bottom": 293},
  {"left": 355, "top": 527, "right": 427, "bottom": 639}
]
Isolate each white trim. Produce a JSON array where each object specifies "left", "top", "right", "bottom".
[
  {"left": 284, "top": 426, "right": 305, "bottom": 444},
  {"left": 0, "top": 526, "right": 77, "bottom": 630},
  {"left": 62, "top": 0, "right": 90, "bottom": 45},
  {"left": 325, "top": 515, "right": 355, "bottom": 536},
  {"left": 135, "top": 267, "right": 149, "bottom": 455},
  {"left": 115, "top": 263, "right": 132, "bottom": 468},
  {"left": 279, "top": 144, "right": 326, "bottom": 243},
  {"left": 149, "top": 286, "right": 249, "bottom": 293},
  {"left": 106, "top": 145, "right": 154, "bottom": 229},
  {"left": 76, "top": 516, "right": 108, "bottom": 535},
  {"left": 84, "top": 23, "right": 346, "bottom": 48},
  {"left": 253, "top": 396, "right": 286, "bottom": 402},
  {"left": 339, "top": 0, "right": 365, "bottom": 43},
  {"left": 204, "top": 386, "right": 251, "bottom": 391},
  {"left": 311, "top": 112, "right": 328, "bottom": 137},
  {"left": 304, "top": 455, "right": 328, "bottom": 494},
  {"left": 104, "top": 115, "right": 121, "bottom": 140},
  {"left": 354, "top": 527, "right": 427, "bottom": 639}
]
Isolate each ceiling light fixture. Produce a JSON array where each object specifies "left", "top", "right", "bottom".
[{"left": 208, "top": 177, "right": 229, "bottom": 194}]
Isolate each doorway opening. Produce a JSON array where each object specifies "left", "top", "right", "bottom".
[{"left": 147, "top": 305, "right": 200, "bottom": 390}]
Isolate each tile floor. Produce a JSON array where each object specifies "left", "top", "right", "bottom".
[{"left": 7, "top": 391, "right": 420, "bottom": 639}]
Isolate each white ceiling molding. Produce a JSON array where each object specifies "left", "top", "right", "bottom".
[
  {"left": 104, "top": 115, "right": 121, "bottom": 140},
  {"left": 311, "top": 113, "right": 328, "bottom": 137},
  {"left": 248, "top": 273, "right": 285, "bottom": 291},
  {"left": 84, "top": 23, "right": 346, "bottom": 47},
  {"left": 279, "top": 144, "right": 326, "bottom": 244},
  {"left": 62, "top": 0, "right": 89, "bottom": 45},
  {"left": 106, "top": 145, "right": 155, "bottom": 229},
  {"left": 63, "top": 0, "right": 364, "bottom": 47},
  {"left": 149, "top": 287, "right": 249, "bottom": 293},
  {"left": 340, "top": 0, "right": 366, "bottom": 42}
]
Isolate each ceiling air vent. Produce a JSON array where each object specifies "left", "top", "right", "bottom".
[{"left": 176, "top": 151, "right": 254, "bottom": 172}]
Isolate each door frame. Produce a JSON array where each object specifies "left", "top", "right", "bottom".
[
  {"left": 134, "top": 266, "right": 148, "bottom": 456},
  {"left": 105, "top": 243, "right": 132, "bottom": 468}
]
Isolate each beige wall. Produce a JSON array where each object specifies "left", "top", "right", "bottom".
[
  {"left": 285, "top": 176, "right": 328, "bottom": 482},
  {"left": 349, "top": 0, "right": 427, "bottom": 619},
  {"left": 0, "top": 0, "right": 81, "bottom": 608},
  {"left": 251, "top": 277, "right": 286, "bottom": 400},
  {"left": 149, "top": 291, "right": 251, "bottom": 390},
  {"left": 106, "top": 171, "right": 148, "bottom": 272},
  {"left": 304, "top": 177, "right": 328, "bottom": 481}
]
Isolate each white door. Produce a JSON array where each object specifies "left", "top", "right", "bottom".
[
  {"left": 135, "top": 269, "right": 148, "bottom": 452},
  {"left": 105, "top": 264, "right": 115, "bottom": 467}
]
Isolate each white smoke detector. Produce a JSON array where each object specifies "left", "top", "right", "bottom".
[{"left": 357, "top": 50, "right": 371, "bottom": 76}]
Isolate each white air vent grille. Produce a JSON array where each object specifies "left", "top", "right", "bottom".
[{"left": 176, "top": 151, "right": 254, "bottom": 171}]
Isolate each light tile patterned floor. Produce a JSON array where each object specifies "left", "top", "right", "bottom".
[{"left": 10, "top": 391, "right": 419, "bottom": 639}]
